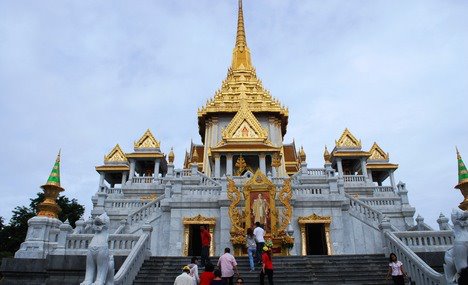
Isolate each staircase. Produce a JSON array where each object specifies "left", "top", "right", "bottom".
[{"left": 134, "top": 254, "right": 393, "bottom": 284}]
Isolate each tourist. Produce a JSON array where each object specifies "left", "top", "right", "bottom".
[
  {"left": 189, "top": 256, "right": 200, "bottom": 285},
  {"left": 217, "top": 247, "right": 239, "bottom": 285},
  {"left": 246, "top": 227, "right": 256, "bottom": 271},
  {"left": 174, "top": 266, "right": 195, "bottom": 285},
  {"left": 260, "top": 246, "right": 273, "bottom": 285},
  {"left": 235, "top": 277, "right": 244, "bottom": 284},
  {"left": 200, "top": 263, "right": 215, "bottom": 285},
  {"left": 386, "top": 253, "right": 407, "bottom": 285},
  {"left": 200, "top": 225, "right": 211, "bottom": 267},
  {"left": 253, "top": 222, "right": 265, "bottom": 263},
  {"left": 210, "top": 269, "right": 226, "bottom": 285}
]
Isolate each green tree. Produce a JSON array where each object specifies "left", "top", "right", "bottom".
[{"left": 0, "top": 193, "right": 85, "bottom": 258}]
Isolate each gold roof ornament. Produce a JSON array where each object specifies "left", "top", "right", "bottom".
[
  {"left": 197, "top": 0, "right": 288, "bottom": 140},
  {"left": 272, "top": 151, "right": 282, "bottom": 168},
  {"left": 104, "top": 144, "right": 128, "bottom": 163},
  {"left": 168, "top": 147, "right": 175, "bottom": 164},
  {"left": 235, "top": 155, "right": 247, "bottom": 175},
  {"left": 191, "top": 146, "right": 199, "bottom": 163},
  {"left": 323, "top": 146, "right": 331, "bottom": 163},
  {"left": 299, "top": 146, "right": 306, "bottom": 163},
  {"left": 368, "top": 142, "right": 389, "bottom": 161},
  {"left": 335, "top": 128, "right": 362, "bottom": 149},
  {"left": 37, "top": 150, "right": 64, "bottom": 219},
  {"left": 134, "top": 129, "right": 160, "bottom": 149}
]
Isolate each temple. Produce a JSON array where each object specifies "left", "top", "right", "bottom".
[{"left": 5, "top": 1, "right": 463, "bottom": 284}]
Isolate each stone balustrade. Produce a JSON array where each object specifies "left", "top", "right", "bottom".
[
  {"left": 197, "top": 171, "right": 221, "bottom": 187},
  {"left": 108, "top": 199, "right": 150, "bottom": 209},
  {"left": 62, "top": 234, "right": 140, "bottom": 255},
  {"left": 127, "top": 195, "right": 165, "bottom": 227},
  {"left": 393, "top": 231, "right": 454, "bottom": 252},
  {"left": 184, "top": 187, "right": 221, "bottom": 196},
  {"left": 306, "top": 168, "right": 327, "bottom": 176},
  {"left": 372, "top": 186, "right": 394, "bottom": 193},
  {"left": 100, "top": 186, "right": 123, "bottom": 195},
  {"left": 384, "top": 231, "right": 445, "bottom": 284},
  {"left": 132, "top": 177, "right": 155, "bottom": 184},
  {"left": 346, "top": 193, "right": 384, "bottom": 230},
  {"left": 293, "top": 185, "right": 329, "bottom": 195},
  {"left": 174, "top": 169, "right": 192, "bottom": 178},
  {"left": 359, "top": 198, "right": 400, "bottom": 207},
  {"left": 343, "top": 175, "right": 367, "bottom": 183}
]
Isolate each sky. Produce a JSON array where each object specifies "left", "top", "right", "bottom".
[{"left": 0, "top": 0, "right": 467, "bottom": 228}]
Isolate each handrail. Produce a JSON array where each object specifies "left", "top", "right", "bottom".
[
  {"left": 345, "top": 193, "right": 399, "bottom": 231},
  {"left": 127, "top": 194, "right": 165, "bottom": 227},
  {"left": 196, "top": 171, "right": 221, "bottom": 187},
  {"left": 393, "top": 230, "right": 454, "bottom": 252},
  {"left": 384, "top": 231, "right": 446, "bottom": 285},
  {"left": 114, "top": 231, "right": 151, "bottom": 285}
]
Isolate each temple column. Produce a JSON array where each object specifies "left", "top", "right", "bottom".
[
  {"left": 99, "top": 173, "right": 105, "bottom": 187},
  {"left": 226, "top": 154, "right": 233, "bottom": 176},
  {"left": 367, "top": 169, "right": 373, "bottom": 181},
  {"left": 121, "top": 172, "right": 127, "bottom": 185},
  {"left": 360, "top": 158, "right": 368, "bottom": 178},
  {"left": 153, "top": 159, "right": 160, "bottom": 180},
  {"left": 214, "top": 154, "right": 221, "bottom": 178},
  {"left": 336, "top": 158, "right": 343, "bottom": 177},
  {"left": 259, "top": 154, "right": 266, "bottom": 173},
  {"left": 129, "top": 160, "right": 136, "bottom": 183},
  {"left": 389, "top": 170, "right": 396, "bottom": 190}
]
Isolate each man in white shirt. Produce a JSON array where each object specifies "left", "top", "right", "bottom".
[
  {"left": 174, "top": 266, "right": 195, "bottom": 285},
  {"left": 217, "top": 247, "right": 239, "bottom": 285},
  {"left": 253, "top": 222, "right": 265, "bottom": 264}
]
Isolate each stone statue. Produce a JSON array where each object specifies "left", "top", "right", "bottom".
[
  {"left": 81, "top": 212, "right": 114, "bottom": 285},
  {"left": 252, "top": 193, "right": 268, "bottom": 225},
  {"left": 444, "top": 207, "right": 468, "bottom": 284}
]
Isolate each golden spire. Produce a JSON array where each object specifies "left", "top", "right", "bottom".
[
  {"left": 299, "top": 146, "right": 306, "bottom": 163},
  {"left": 168, "top": 147, "right": 175, "bottom": 164},
  {"left": 232, "top": 0, "right": 252, "bottom": 70},
  {"left": 455, "top": 147, "right": 468, "bottom": 210},
  {"left": 323, "top": 146, "right": 331, "bottom": 163},
  {"left": 191, "top": 146, "right": 199, "bottom": 163}
]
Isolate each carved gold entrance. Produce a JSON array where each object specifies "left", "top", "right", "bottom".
[
  {"left": 298, "top": 213, "right": 332, "bottom": 256},
  {"left": 227, "top": 170, "right": 293, "bottom": 255},
  {"left": 182, "top": 214, "right": 216, "bottom": 257}
]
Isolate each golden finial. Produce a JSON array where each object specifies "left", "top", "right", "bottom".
[
  {"left": 191, "top": 147, "right": 199, "bottom": 163},
  {"left": 324, "top": 146, "right": 331, "bottom": 163},
  {"left": 231, "top": 0, "right": 252, "bottom": 69},
  {"left": 299, "top": 146, "right": 306, "bottom": 163},
  {"left": 168, "top": 147, "right": 175, "bottom": 164},
  {"left": 37, "top": 150, "right": 64, "bottom": 218},
  {"left": 455, "top": 146, "right": 468, "bottom": 210}
]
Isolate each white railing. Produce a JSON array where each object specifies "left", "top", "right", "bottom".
[
  {"left": 372, "top": 186, "right": 394, "bottom": 193},
  {"left": 197, "top": 171, "right": 221, "bottom": 187},
  {"left": 100, "top": 186, "right": 123, "bottom": 195},
  {"left": 307, "top": 168, "right": 327, "bottom": 176},
  {"left": 174, "top": 169, "right": 192, "bottom": 178},
  {"left": 346, "top": 193, "right": 386, "bottom": 230},
  {"left": 293, "top": 186, "right": 328, "bottom": 195},
  {"left": 343, "top": 175, "right": 367, "bottom": 182},
  {"left": 360, "top": 198, "right": 399, "bottom": 207},
  {"left": 384, "top": 231, "right": 446, "bottom": 285},
  {"left": 127, "top": 194, "right": 165, "bottom": 227},
  {"left": 109, "top": 200, "right": 150, "bottom": 209},
  {"left": 65, "top": 234, "right": 140, "bottom": 255},
  {"left": 184, "top": 187, "right": 221, "bottom": 196},
  {"left": 394, "top": 231, "right": 454, "bottom": 252},
  {"left": 132, "top": 177, "right": 154, "bottom": 184},
  {"left": 114, "top": 228, "right": 152, "bottom": 285}
]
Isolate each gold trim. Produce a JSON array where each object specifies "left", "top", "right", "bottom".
[
  {"left": 368, "top": 142, "right": 389, "bottom": 161},
  {"left": 104, "top": 144, "right": 128, "bottom": 163},
  {"left": 366, "top": 163, "right": 399, "bottom": 170},
  {"left": 182, "top": 215, "right": 216, "bottom": 257},
  {"left": 95, "top": 166, "right": 130, "bottom": 172},
  {"left": 298, "top": 213, "right": 333, "bottom": 256},
  {"left": 125, "top": 153, "right": 165, "bottom": 159},
  {"left": 277, "top": 179, "right": 292, "bottom": 233},
  {"left": 335, "top": 128, "right": 361, "bottom": 148},
  {"left": 134, "top": 129, "right": 161, "bottom": 149}
]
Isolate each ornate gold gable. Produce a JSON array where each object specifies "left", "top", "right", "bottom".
[
  {"left": 368, "top": 142, "right": 389, "bottom": 161},
  {"left": 182, "top": 214, "right": 216, "bottom": 225},
  {"left": 335, "top": 128, "right": 361, "bottom": 148},
  {"left": 298, "top": 213, "right": 332, "bottom": 224},
  {"left": 221, "top": 95, "right": 269, "bottom": 143},
  {"left": 104, "top": 144, "right": 128, "bottom": 163},
  {"left": 134, "top": 129, "right": 160, "bottom": 149}
]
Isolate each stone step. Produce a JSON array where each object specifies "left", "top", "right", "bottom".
[{"left": 134, "top": 254, "right": 393, "bottom": 284}]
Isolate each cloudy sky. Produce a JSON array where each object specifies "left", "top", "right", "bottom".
[{"left": 0, "top": 0, "right": 467, "bottom": 228}]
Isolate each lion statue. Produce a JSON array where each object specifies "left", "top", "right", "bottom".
[
  {"left": 444, "top": 207, "right": 468, "bottom": 284},
  {"left": 81, "top": 212, "right": 114, "bottom": 285}
]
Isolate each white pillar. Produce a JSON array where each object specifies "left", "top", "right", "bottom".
[
  {"left": 389, "top": 170, "right": 396, "bottom": 189},
  {"left": 121, "top": 172, "right": 127, "bottom": 184},
  {"left": 99, "top": 172, "right": 105, "bottom": 187},
  {"left": 259, "top": 154, "right": 266, "bottom": 174},
  {"left": 226, "top": 154, "right": 233, "bottom": 176},
  {"left": 129, "top": 160, "right": 136, "bottom": 182},
  {"left": 360, "top": 158, "right": 368, "bottom": 177},
  {"left": 214, "top": 155, "right": 221, "bottom": 178},
  {"left": 153, "top": 159, "right": 160, "bottom": 179},
  {"left": 336, "top": 158, "right": 343, "bottom": 177},
  {"left": 367, "top": 169, "right": 373, "bottom": 181}
]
